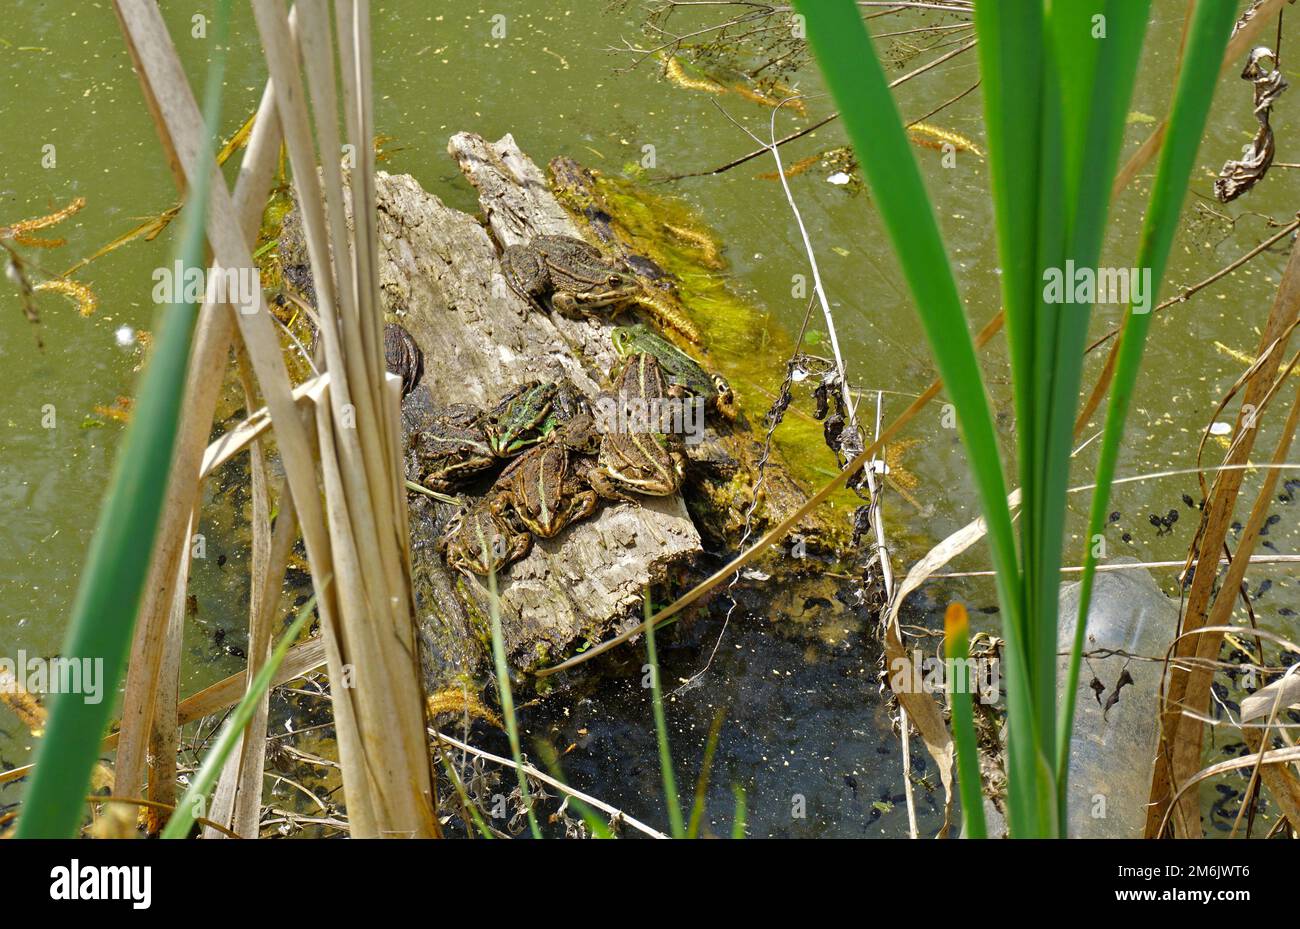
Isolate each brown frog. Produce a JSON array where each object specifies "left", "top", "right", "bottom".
[
  {"left": 488, "top": 435, "right": 599, "bottom": 539},
  {"left": 437, "top": 505, "right": 532, "bottom": 576},
  {"left": 500, "top": 234, "right": 641, "bottom": 317},
  {"left": 584, "top": 353, "right": 687, "bottom": 499},
  {"left": 401, "top": 387, "right": 496, "bottom": 492}
]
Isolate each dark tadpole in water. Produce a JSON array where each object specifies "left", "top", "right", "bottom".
[
  {"left": 217, "top": 553, "right": 227, "bottom": 567},
  {"left": 1254, "top": 579, "right": 1272, "bottom": 599},
  {"left": 1108, "top": 511, "right": 1121, "bottom": 524},
  {"left": 1121, "top": 532, "right": 1132, "bottom": 543},
  {"left": 1182, "top": 493, "right": 1196, "bottom": 509},
  {"left": 1149, "top": 513, "right": 1163, "bottom": 534}
]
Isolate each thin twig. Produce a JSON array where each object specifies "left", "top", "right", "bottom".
[{"left": 429, "top": 730, "right": 669, "bottom": 839}]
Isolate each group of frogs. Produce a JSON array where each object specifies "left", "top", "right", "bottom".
[{"left": 391, "top": 234, "right": 732, "bottom": 578}]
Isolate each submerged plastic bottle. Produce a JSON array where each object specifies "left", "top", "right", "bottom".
[{"left": 1057, "top": 556, "right": 1178, "bottom": 838}]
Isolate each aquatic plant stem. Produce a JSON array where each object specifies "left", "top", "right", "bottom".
[
  {"left": 944, "top": 603, "right": 986, "bottom": 839},
  {"left": 487, "top": 561, "right": 542, "bottom": 839},
  {"left": 645, "top": 593, "right": 685, "bottom": 838}
]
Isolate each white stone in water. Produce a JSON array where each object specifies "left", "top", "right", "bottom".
[
  {"left": 1209, "top": 421, "right": 1232, "bottom": 436},
  {"left": 827, "top": 172, "right": 851, "bottom": 186},
  {"left": 115, "top": 325, "right": 136, "bottom": 348}
]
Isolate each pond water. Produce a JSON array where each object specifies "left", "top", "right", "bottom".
[{"left": 1, "top": 1, "right": 1297, "bottom": 837}]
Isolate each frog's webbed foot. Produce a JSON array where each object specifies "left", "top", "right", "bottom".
[
  {"left": 551, "top": 292, "right": 581, "bottom": 317},
  {"left": 508, "top": 532, "right": 533, "bottom": 564},
  {"left": 568, "top": 489, "right": 600, "bottom": 525}
]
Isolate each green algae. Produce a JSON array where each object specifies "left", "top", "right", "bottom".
[{"left": 551, "top": 163, "right": 862, "bottom": 512}]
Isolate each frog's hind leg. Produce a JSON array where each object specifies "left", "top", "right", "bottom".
[
  {"left": 630, "top": 291, "right": 701, "bottom": 344},
  {"left": 500, "top": 244, "right": 549, "bottom": 317}
]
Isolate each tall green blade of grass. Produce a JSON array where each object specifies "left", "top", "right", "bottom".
[
  {"left": 1044, "top": 0, "right": 1153, "bottom": 825},
  {"left": 644, "top": 592, "right": 685, "bottom": 838},
  {"left": 944, "top": 604, "right": 986, "bottom": 838},
  {"left": 686, "top": 705, "right": 725, "bottom": 838},
  {"left": 1023, "top": 1, "right": 1152, "bottom": 835},
  {"left": 1064, "top": 0, "right": 1237, "bottom": 810},
  {"left": 161, "top": 594, "right": 316, "bottom": 838},
  {"left": 486, "top": 559, "right": 542, "bottom": 839},
  {"left": 731, "top": 786, "right": 747, "bottom": 839},
  {"left": 794, "top": 0, "right": 1038, "bottom": 834},
  {"left": 973, "top": 11, "right": 1046, "bottom": 778},
  {"left": 15, "top": 0, "right": 232, "bottom": 838}
]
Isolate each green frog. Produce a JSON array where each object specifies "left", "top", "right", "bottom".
[
  {"left": 584, "top": 353, "right": 687, "bottom": 499},
  {"left": 401, "top": 387, "right": 497, "bottom": 492},
  {"left": 585, "top": 429, "right": 685, "bottom": 500},
  {"left": 501, "top": 234, "right": 641, "bottom": 318},
  {"left": 484, "top": 377, "right": 589, "bottom": 458},
  {"left": 488, "top": 437, "right": 599, "bottom": 539},
  {"left": 437, "top": 505, "right": 532, "bottom": 576},
  {"left": 610, "top": 324, "right": 734, "bottom": 417}
]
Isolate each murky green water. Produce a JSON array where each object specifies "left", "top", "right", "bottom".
[{"left": 2, "top": 1, "right": 1297, "bottom": 836}]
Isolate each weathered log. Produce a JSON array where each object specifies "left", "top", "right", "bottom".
[
  {"left": 280, "top": 132, "right": 826, "bottom": 694},
  {"left": 283, "top": 136, "right": 701, "bottom": 689}
]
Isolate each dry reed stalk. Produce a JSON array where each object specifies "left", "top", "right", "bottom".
[
  {"left": 112, "top": 0, "right": 377, "bottom": 836},
  {"left": 143, "top": 507, "right": 194, "bottom": 828},
  {"left": 1238, "top": 673, "right": 1300, "bottom": 832},
  {"left": 252, "top": 0, "right": 436, "bottom": 837},
  {"left": 201, "top": 343, "right": 275, "bottom": 837},
  {"left": 1145, "top": 241, "right": 1300, "bottom": 834},
  {"left": 111, "top": 27, "right": 288, "bottom": 803}
]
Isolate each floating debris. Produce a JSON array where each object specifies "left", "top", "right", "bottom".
[
  {"left": 0, "top": 196, "right": 85, "bottom": 245},
  {"left": 756, "top": 154, "right": 819, "bottom": 181},
  {"left": 1214, "top": 46, "right": 1287, "bottom": 202},
  {"left": 660, "top": 53, "right": 806, "bottom": 114},
  {"left": 33, "top": 278, "right": 97, "bottom": 317},
  {"left": 907, "top": 122, "right": 983, "bottom": 158}
]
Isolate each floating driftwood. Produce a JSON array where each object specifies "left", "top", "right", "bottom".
[{"left": 280, "top": 132, "right": 819, "bottom": 692}]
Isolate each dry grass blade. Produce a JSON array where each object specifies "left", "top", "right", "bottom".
[
  {"left": 252, "top": 0, "right": 436, "bottom": 837},
  {"left": 110, "top": 9, "right": 289, "bottom": 805},
  {"left": 1163, "top": 374, "right": 1300, "bottom": 836},
  {"left": 1233, "top": 666, "right": 1300, "bottom": 836}
]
